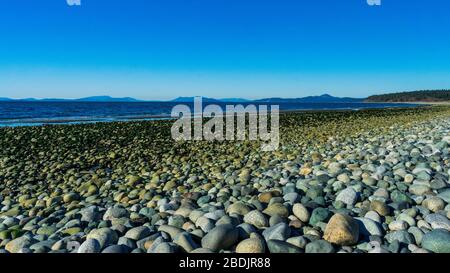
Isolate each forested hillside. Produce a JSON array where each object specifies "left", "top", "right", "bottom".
[{"left": 366, "top": 90, "right": 450, "bottom": 102}]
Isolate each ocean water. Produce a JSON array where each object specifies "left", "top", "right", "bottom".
[{"left": 0, "top": 101, "right": 420, "bottom": 127}]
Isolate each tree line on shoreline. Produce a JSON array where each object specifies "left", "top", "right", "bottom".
[{"left": 366, "top": 90, "right": 450, "bottom": 102}]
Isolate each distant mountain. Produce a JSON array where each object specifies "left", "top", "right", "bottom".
[
  {"left": 169, "top": 95, "right": 362, "bottom": 103},
  {"left": 0, "top": 94, "right": 364, "bottom": 103},
  {"left": 39, "top": 98, "right": 71, "bottom": 102},
  {"left": 76, "top": 96, "right": 142, "bottom": 102},
  {"left": 0, "top": 96, "right": 143, "bottom": 102},
  {"left": 218, "top": 98, "right": 252, "bottom": 103},
  {"left": 170, "top": 97, "right": 221, "bottom": 103},
  {"left": 171, "top": 97, "right": 253, "bottom": 103},
  {"left": 255, "top": 94, "right": 364, "bottom": 103}
]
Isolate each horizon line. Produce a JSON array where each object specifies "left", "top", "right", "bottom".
[{"left": 4, "top": 89, "right": 450, "bottom": 101}]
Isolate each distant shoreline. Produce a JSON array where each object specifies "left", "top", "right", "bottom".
[{"left": 363, "top": 101, "right": 447, "bottom": 105}]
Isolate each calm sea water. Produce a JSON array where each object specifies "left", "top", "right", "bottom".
[{"left": 0, "top": 101, "right": 419, "bottom": 127}]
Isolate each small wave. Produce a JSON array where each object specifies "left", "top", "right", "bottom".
[{"left": 0, "top": 114, "right": 175, "bottom": 127}]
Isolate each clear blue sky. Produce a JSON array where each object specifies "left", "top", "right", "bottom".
[{"left": 1, "top": 0, "right": 450, "bottom": 100}]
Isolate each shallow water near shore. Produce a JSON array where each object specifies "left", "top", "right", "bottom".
[{"left": 0, "top": 101, "right": 421, "bottom": 127}]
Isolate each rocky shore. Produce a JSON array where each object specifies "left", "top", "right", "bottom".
[{"left": 1, "top": 106, "right": 450, "bottom": 253}]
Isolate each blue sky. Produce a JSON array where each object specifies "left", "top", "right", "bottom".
[{"left": 1, "top": 0, "right": 450, "bottom": 100}]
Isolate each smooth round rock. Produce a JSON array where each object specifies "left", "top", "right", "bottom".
[
  {"left": 421, "top": 229, "right": 450, "bottom": 253},
  {"left": 243, "top": 210, "right": 268, "bottom": 228},
  {"left": 355, "top": 217, "right": 384, "bottom": 237},
  {"left": 267, "top": 240, "right": 302, "bottom": 253},
  {"left": 101, "top": 244, "right": 130, "bottom": 253},
  {"left": 263, "top": 203, "right": 289, "bottom": 218},
  {"left": 424, "top": 214, "right": 450, "bottom": 231},
  {"left": 422, "top": 197, "right": 445, "bottom": 213},
  {"left": 226, "top": 202, "right": 251, "bottom": 216},
  {"left": 336, "top": 188, "right": 358, "bottom": 206},
  {"left": 78, "top": 238, "right": 101, "bottom": 253},
  {"left": 262, "top": 222, "right": 291, "bottom": 241},
  {"left": 309, "top": 208, "right": 331, "bottom": 226},
  {"left": 5, "top": 236, "right": 32, "bottom": 253},
  {"left": 124, "top": 226, "right": 151, "bottom": 241},
  {"left": 305, "top": 240, "right": 335, "bottom": 253},
  {"left": 235, "top": 235, "right": 266, "bottom": 253},
  {"left": 201, "top": 224, "right": 239, "bottom": 252},
  {"left": 370, "top": 200, "right": 390, "bottom": 216},
  {"left": 292, "top": 203, "right": 310, "bottom": 223},
  {"left": 324, "top": 213, "right": 360, "bottom": 246}
]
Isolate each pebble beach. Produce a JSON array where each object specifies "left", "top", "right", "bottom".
[{"left": 1, "top": 106, "right": 450, "bottom": 253}]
